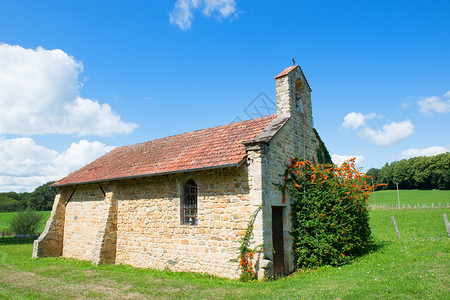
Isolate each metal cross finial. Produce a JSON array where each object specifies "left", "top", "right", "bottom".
[{"left": 292, "top": 58, "right": 296, "bottom": 65}]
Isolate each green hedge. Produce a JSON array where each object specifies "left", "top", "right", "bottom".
[{"left": 281, "top": 158, "right": 371, "bottom": 268}]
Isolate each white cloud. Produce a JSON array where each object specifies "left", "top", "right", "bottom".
[
  {"left": 342, "top": 111, "right": 414, "bottom": 147},
  {"left": 170, "top": 0, "right": 237, "bottom": 30},
  {"left": 0, "top": 137, "right": 115, "bottom": 192},
  {"left": 342, "top": 112, "right": 376, "bottom": 129},
  {"left": 417, "top": 92, "right": 450, "bottom": 116},
  {"left": 0, "top": 44, "right": 137, "bottom": 136},
  {"left": 342, "top": 112, "right": 365, "bottom": 129},
  {"left": 202, "top": 0, "right": 237, "bottom": 17},
  {"left": 400, "top": 101, "right": 413, "bottom": 109},
  {"left": 401, "top": 146, "right": 449, "bottom": 159},
  {"left": 357, "top": 120, "right": 414, "bottom": 147},
  {"left": 53, "top": 140, "right": 116, "bottom": 174},
  {"left": 331, "top": 154, "right": 365, "bottom": 166}
]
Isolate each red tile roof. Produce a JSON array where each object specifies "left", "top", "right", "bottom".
[
  {"left": 274, "top": 65, "right": 298, "bottom": 79},
  {"left": 53, "top": 114, "right": 277, "bottom": 187}
]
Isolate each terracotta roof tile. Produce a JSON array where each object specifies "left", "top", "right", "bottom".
[
  {"left": 53, "top": 114, "right": 277, "bottom": 187},
  {"left": 274, "top": 65, "right": 298, "bottom": 79}
]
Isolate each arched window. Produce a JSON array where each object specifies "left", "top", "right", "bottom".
[
  {"left": 295, "top": 78, "right": 304, "bottom": 113},
  {"left": 182, "top": 179, "right": 197, "bottom": 225}
]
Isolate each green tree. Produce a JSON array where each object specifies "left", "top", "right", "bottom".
[
  {"left": 0, "top": 192, "right": 26, "bottom": 212},
  {"left": 378, "top": 162, "right": 395, "bottom": 189},
  {"left": 26, "top": 181, "right": 56, "bottom": 211},
  {"left": 365, "top": 168, "right": 380, "bottom": 182},
  {"left": 9, "top": 208, "right": 43, "bottom": 235},
  {"left": 412, "top": 156, "right": 432, "bottom": 189},
  {"left": 365, "top": 168, "right": 380, "bottom": 187},
  {"left": 393, "top": 160, "right": 413, "bottom": 189},
  {"left": 375, "top": 152, "right": 449, "bottom": 190},
  {"left": 430, "top": 153, "right": 450, "bottom": 189}
]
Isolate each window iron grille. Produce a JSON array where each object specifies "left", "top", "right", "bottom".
[{"left": 183, "top": 180, "right": 197, "bottom": 225}]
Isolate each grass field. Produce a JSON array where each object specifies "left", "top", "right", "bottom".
[
  {"left": 0, "top": 211, "right": 51, "bottom": 235},
  {"left": 0, "top": 208, "right": 449, "bottom": 299},
  {"left": 368, "top": 190, "right": 450, "bottom": 208}
]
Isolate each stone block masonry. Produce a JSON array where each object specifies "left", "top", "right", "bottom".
[
  {"left": 114, "top": 166, "right": 252, "bottom": 279},
  {"left": 33, "top": 190, "right": 68, "bottom": 258},
  {"left": 63, "top": 185, "right": 106, "bottom": 260},
  {"left": 36, "top": 166, "right": 254, "bottom": 279}
]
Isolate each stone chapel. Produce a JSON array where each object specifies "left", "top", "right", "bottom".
[{"left": 33, "top": 64, "right": 320, "bottom": 279}]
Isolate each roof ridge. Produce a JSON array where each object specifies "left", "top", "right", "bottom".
[{"left": 122, "top": 114, "right": 277, "bottom": 149}]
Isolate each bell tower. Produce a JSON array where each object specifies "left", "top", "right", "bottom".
[
  {"left": 274, "top": 65, "right": 312, "bottom": 118},
  {"left": 274, "top": 65, "right": 314, "bottom": 159}
]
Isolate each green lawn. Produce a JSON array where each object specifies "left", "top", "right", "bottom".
[
  {"left": 0, "top": 208, "right": 449, "bottom": 299},
  {"left": 369, "top": 190, "right": 450, "bottom": 208},
  {"left": 0, "top": 211, "right": 51, "bottom": 235}
]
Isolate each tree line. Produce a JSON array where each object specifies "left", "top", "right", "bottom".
[
  {"left": 0, "top": 181, "right": 56, "bottom": 212},
  {"left": 365, "top": 152, "right": 449, "bottom": 190}
]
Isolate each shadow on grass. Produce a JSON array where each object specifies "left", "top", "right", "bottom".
[
  {"left": 0, "top": 236, "right": 38, "bottom": 245},
  {"left": 281, "top": 239, "right": 392, "bottom": 281},
  {"left": 366, "top": 239, "right": 390, "bottom": 253}
]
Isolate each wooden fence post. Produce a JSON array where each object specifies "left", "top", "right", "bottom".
[
  {"left": 391, "top": 215, "right": 401, "bottom": 239},
  {"left": 443, "top": 213, "right": 450, "bottom": 238}
]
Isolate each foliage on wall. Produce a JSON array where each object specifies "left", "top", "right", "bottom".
[
  {"left": 313, "top": 128, "right": 332, "bottom": 164},
  {"left": 238, "top": 204, "right": 263, "bottom": 281}
]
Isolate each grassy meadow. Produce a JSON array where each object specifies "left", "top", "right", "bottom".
[
  {"left": 0, "top": 194, "right": 449, "bottom": 299},
  {"left": 368, "top": 189, "right": 450, "bottom": 208}
]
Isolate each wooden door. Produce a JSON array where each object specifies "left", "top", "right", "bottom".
[{"left": 272, "top": 206, "right": 285, "bottom": 275}]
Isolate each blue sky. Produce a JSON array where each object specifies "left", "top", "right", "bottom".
[{"left": 0, "top": 0, "right": 449, "bottom": 192}]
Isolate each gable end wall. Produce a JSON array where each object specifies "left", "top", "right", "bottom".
[{"left": 259, "top": 69, "right": 318, "bottom": 276}]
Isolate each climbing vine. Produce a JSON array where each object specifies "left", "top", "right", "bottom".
[
  {"left": 238, "top": 204, "right": 263, "bottom": 281},
  {"left": 313, "top": 128, "right": 332, "bottom": 164}
]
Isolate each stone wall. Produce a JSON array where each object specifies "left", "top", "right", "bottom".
[
  {"left": 62, "top": 185, "right": 106, "bottom": 261},
  {"left": 115, "top": 166, "right": 251, "bottom": 279},
  {"left": 33, "top": 190, "right": 68, "bottom": 258},
  {"left": 57, "top": 165, "right": 253, "bottom": 279}
]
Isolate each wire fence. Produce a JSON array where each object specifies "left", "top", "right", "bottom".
[{"left": 370, "top": 203, "right": 450, "bottom": 209}]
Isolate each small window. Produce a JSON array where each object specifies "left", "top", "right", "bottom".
[
  {"left": 182, "top": 179, "right": 197, "bottom": 225},
  {"left": 295, "top": 78, "right": 305, "bottom": 113}
]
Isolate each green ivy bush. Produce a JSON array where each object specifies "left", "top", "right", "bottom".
[{"left": 281, "top": 157, "right": 372, "bottom": 268}]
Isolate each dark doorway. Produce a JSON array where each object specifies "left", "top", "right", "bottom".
[{"left": 272, "top": 206, "right": 285, "bottom": 275}]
